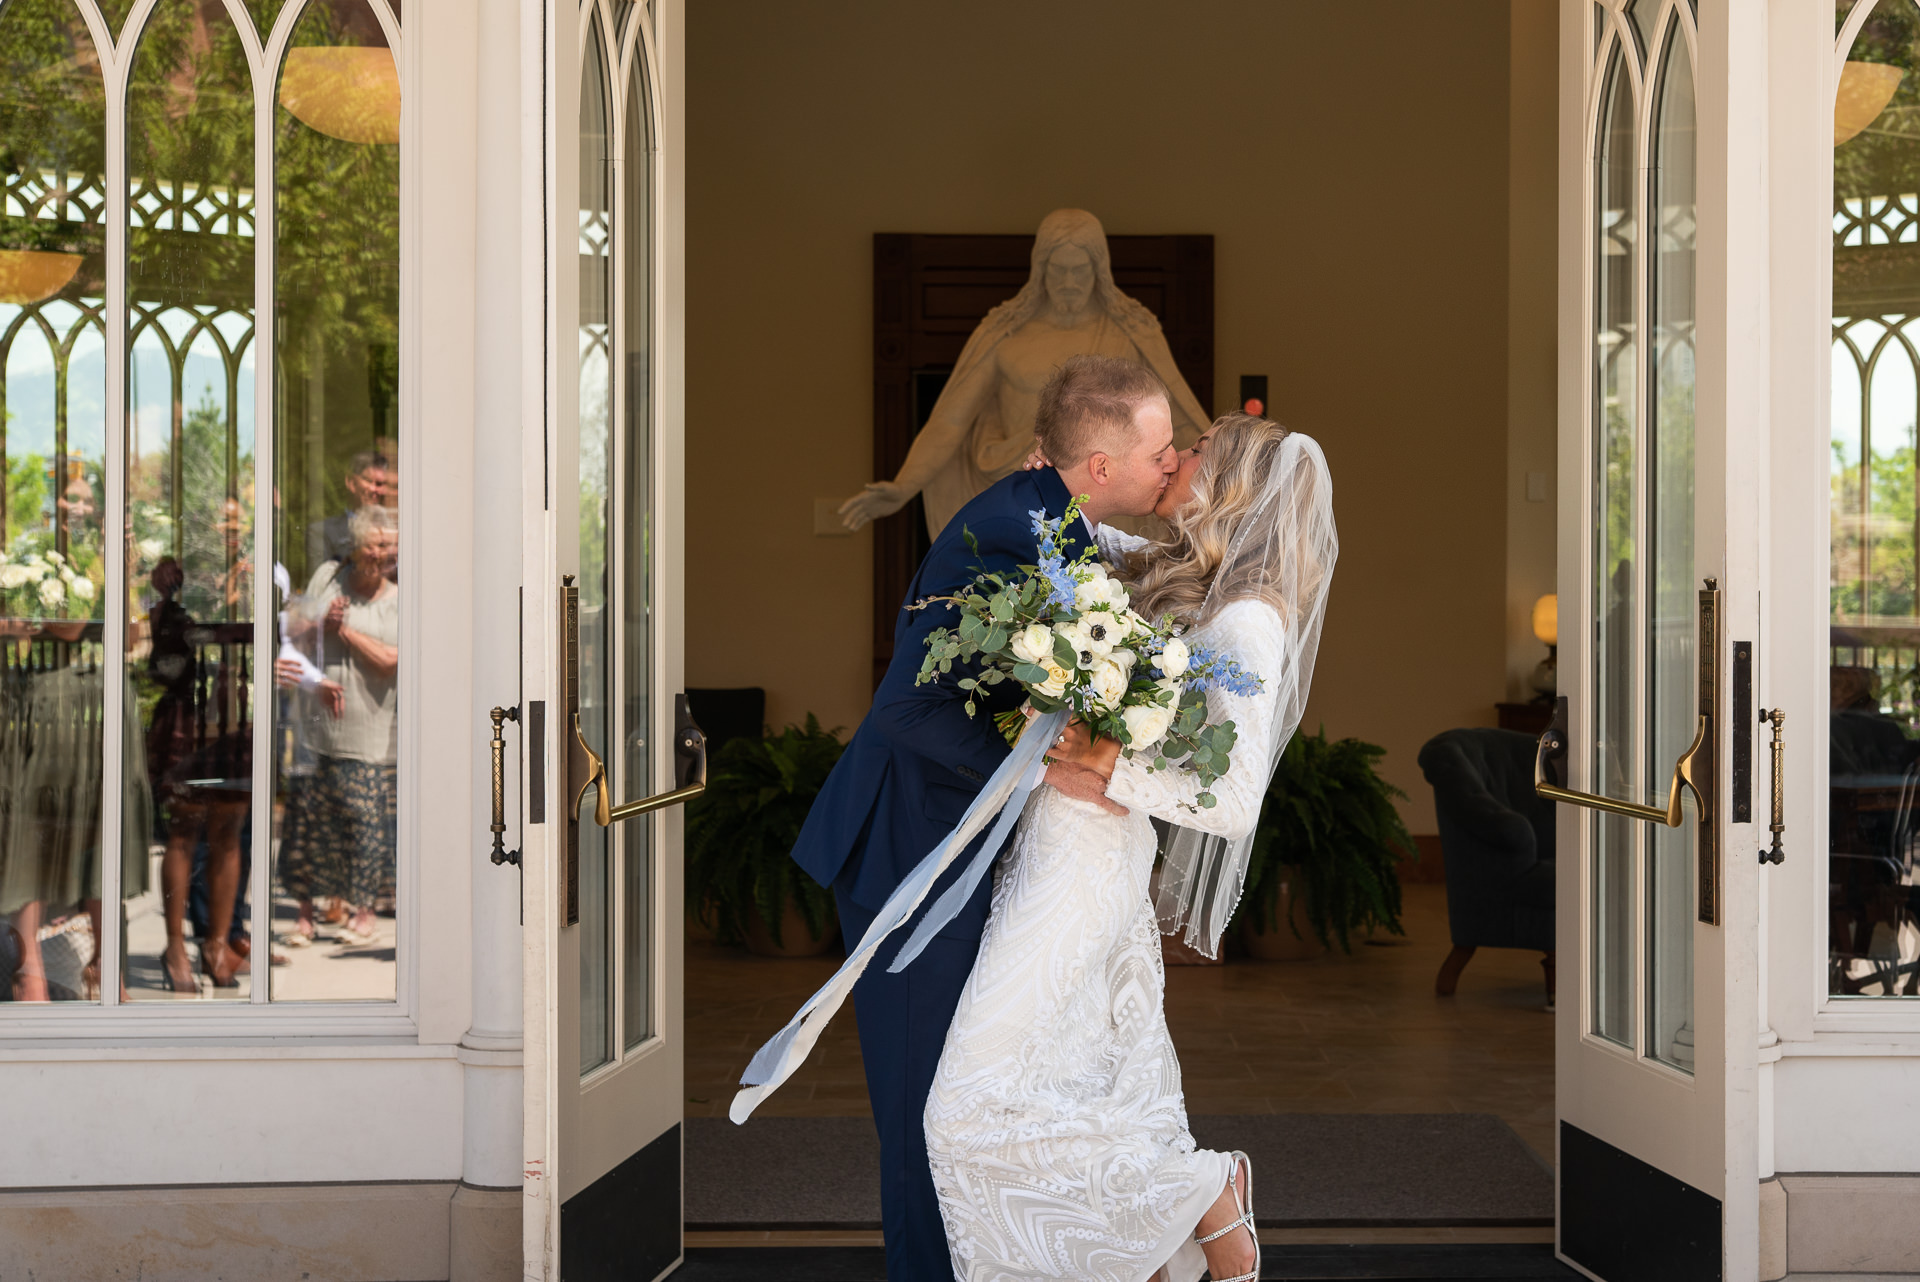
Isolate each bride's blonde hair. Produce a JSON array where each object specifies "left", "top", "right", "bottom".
[{"left": 1124, "top": 412, "right": 1295, "bottom": 627}]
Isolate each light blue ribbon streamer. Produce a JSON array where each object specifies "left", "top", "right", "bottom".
[
  {"left": 731, "top": 708, "right": 1068, "bottom": 1124},
  {"left": 887, "top": 742, "right": 1051, "bottom": 973}
]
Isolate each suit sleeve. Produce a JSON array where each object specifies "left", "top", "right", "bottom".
[{"left": 867, "top": 513, "right": 1031, "bottom": 786}]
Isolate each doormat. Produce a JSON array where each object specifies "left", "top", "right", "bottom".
[
  {"left": 685, "top": 1113, "right": 1553, "bottom": 1231},
  {"left": 676, "top": 1244, "right": 1580, "bottom": 1281}
]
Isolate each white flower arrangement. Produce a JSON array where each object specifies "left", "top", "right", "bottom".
[
  {"left": 913, "top": 497, "right": 1265, "bottom": 809},
  {"left": 0, "top": 542, "right": 102, "bottom": 622}
]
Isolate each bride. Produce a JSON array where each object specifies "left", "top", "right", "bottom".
[{"left": 924, "top": 412, "right": 1337, "bottom": 1282}]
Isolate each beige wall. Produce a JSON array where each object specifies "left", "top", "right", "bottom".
[
  {"left": 1507, "top": 1, "right": 1561, "bottom": 703},
  {"left": 687, "top": 1, "right": 1554, "bottom": 832}
]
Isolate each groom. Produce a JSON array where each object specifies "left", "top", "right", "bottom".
[{"left": 790, "top": 354, "right": 1181, "bottom": 1279}]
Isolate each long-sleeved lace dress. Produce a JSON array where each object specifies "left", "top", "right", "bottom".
[{"left": 924, "top": 588, "right": 1286, "bottom": 1282}]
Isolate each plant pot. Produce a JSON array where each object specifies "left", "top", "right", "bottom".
[
  {"left": 1241, "top": 875, "right": 1326, "bottom": 962},
  {"left": 743, "top": 897, "right": 838, "bottom": 958}
]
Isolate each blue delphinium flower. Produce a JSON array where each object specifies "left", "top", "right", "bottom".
[
  {"left": 1037, "top": 554, "right": 1078, "bottom": 609},
  {"left": 1186, "top": 645, "right": 1264, "bottom": 697}
]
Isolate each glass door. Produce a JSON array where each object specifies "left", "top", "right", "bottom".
[
  {"left": 1550, "top": 2, "right": 1761, "bottom": 1277},
  {"left": 525, "top": 1, "right": 689, "bottom": 1278}
]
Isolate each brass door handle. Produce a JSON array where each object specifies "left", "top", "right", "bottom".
[
  {"left": 488, "top": 705, "right": 521, "bottom": 866},
  {"left": 567, "top": 707, "right": 708, "bottom": 827},
  {"left": 1534, "top": 714, "right": 1711, "bottom": 828},
  {"left": 1758, "top": 707, "right": 1786, "bottom": 865}
]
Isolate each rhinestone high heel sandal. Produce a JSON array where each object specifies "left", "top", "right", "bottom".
[{"left": 1194, "top": 1149, "right": 1258, "bottom": 1282}]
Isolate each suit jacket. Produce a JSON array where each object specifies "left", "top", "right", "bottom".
[{"left": 792, "top": 467, "right": 1092, "bottom": 941}]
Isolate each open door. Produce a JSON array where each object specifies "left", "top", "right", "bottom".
[
  {"left": 523, "top": 1, "right": 690, "bottom": 1278},
  {"left": 1550, "top": 2, "right": 1767, "bottom": 1278}
]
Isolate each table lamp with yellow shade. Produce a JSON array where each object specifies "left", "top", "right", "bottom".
[{"left": 1529, "top": 594, "right": 1557, "bottom": 699}]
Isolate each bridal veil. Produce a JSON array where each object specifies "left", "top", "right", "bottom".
[{"left": 1153, "top": 431, "right": 1338, "bottom": 959}]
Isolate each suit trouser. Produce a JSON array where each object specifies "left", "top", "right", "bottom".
[{"left": 835, "top": 889, "right": 978, "bottom": 1282}]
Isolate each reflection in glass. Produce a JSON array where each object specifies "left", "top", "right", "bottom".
[
  {"left": 1626, "top": 0, "right": 1660, "bottom": 61},
  {"left": 123, "top": 0, "right": 255, "bottom": 1000},
  {"left": 579, "top": 17, "right": 614, "bottom": 1071},
  {"left": 1592, "top": 47, "right": 1636, "bottom": 1045},
  {"left": 621, "top": 42, "right": 654, "bottom": 1051},
  {"left": 269, "top": 0, "right": 400, "bottom": 1002},
  {"left": 1830, "top": 0, "right": 1920, "bottom": 997},
  {"left": 1647, "top": 22, "right": 1696, "bottom": 1069},
  {"left": 0, "top": 0, "right": 113, "bottom": 1003}
]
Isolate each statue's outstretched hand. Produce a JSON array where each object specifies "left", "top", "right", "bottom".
[{"left": 838, "top": 481, "right": 909, "bottom": 531}]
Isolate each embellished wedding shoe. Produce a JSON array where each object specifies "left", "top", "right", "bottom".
[{"left": 1194, "top": 1150, "right": 1259, "bottom": 1282}]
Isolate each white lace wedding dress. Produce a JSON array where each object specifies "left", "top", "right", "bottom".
[{"left": 924, "top": 595, "right": 1286, "bottom": 1282}]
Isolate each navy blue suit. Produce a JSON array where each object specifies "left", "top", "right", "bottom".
[{"left": 790, "top": 466, "right": 1089, "bottom": 1280}]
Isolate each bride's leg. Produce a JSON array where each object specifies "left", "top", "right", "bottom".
[{"left": 1193, "top": 1161, "right": 1257, "bottom": 1280}]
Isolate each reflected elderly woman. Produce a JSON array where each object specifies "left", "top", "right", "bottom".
[{"left": 276, "top": 507, "right": 399, "bottom": 946}]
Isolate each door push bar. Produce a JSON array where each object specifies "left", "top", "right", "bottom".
[
  {"left": 559, "top": 575, "right": 708, "bottom": 925},
  {"left": 1533, "top": 578, "right": 1722, "bottom": 925}
]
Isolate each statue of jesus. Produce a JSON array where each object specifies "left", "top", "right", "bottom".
[{"left": 838, "top": 209, "right": 1210, "bottom": 537}]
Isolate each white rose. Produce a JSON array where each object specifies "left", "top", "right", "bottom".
[
  {"left": 1088, "top": 658, "right": 1129, "bottom": 710},
  {"left": 138, "top": 538, "right": 165, "bottom": 562},
  {"left": 1157, "top": 675, "right": 1185, "bottom": 697},
  {"left": 1122, "top": 702, "right": 1177, "bottom": 749},
  {"left": 1110, "top": 646, "right": 1137, "bottom": 671},
  {"left": 21, "top": 561, "right": 45, "bottom": 582},
  {"left": 36, "top": 577, "right": 64, "bottom": 608},
  {"left": 44, "top": 550, "right": 63, "bottom": 565},
  {"left": 70, "top": 577, "right": 95, "bottom": 602},
  {"left": 1034, "top": 659, "right": 1074, "bottom": 699},
  {"left": 1072, "top": 566, "right": 1111, "bottom": 611},
  {"left": 1009, "top": 623, "right": 1053, "bottom": 666},
  {"left": 59, "top": 566, "right": 74, "bottom": 583},
  {"left": 0, "top": 565, "right": 28, "bottom": 591},
  {"left": 1160, "top": 637, "right": 1191, "bottom": 678}
]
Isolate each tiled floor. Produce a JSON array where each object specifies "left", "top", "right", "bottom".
[{"left": 686, "top": 881, "right": 1556, "bottom": 1165}]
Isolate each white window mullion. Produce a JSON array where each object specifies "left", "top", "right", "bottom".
[
  {"left": 97, "top": 5, "right": 134, "bottom": 1009},
  {"left": 1624, "top": 20, "right": 1652, "bottom": 1063},
  {"left": 246, "top": 1, "right": 277, "bottom": 1004}
]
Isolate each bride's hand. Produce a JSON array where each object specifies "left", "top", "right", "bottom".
[
  {"left": 1021, "top": 447, "right": 1050, "bottom": 471},
  {"left": 1047, "top": 721, "right": 1121, "bottom": 777},
  {"left": 1044, "top": 761, "right": 1128, "bottom": 816}
]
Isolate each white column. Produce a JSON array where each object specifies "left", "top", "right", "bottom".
[{"left": 458, "top": 0, "right": 525, "bottom": 1197}]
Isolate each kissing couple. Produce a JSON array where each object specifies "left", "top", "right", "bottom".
[{"left": 736, "top": 354, "right": 1338, "bottom": 1282}]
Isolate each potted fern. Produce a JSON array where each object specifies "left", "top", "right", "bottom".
[
  {"left": 685, "top": 715, "right": 844, "bottom": 958},
  {"left": 1236, "top": 728, "right": 1415, "bottom": 959}
]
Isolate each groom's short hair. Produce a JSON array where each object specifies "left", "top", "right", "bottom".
[{"left": 1035, "top": 355, "right": 1169, "bottom": 468}]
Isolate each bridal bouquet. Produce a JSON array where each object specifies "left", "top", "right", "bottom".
[{"left": 914, "top": 499, "right": 1262, "bottom": 809}]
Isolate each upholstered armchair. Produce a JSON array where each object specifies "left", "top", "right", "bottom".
[{"left": 1416, "top": 728, "right": 1557, "bottom": 1003}]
